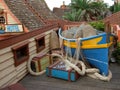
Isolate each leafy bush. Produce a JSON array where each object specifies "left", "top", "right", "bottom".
[
  {"left": 114, "top": 3, "right": 120, "bottom": 13},
  {"left": 89, "top": 21, "right": 105, "bottom": 31},
  {"left": 112, "top": 42, "right": 120, "bottom": 64}
]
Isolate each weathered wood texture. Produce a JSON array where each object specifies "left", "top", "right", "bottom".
[
  {"left": 4, "top": 0, "right": 44, "bottom": 30},
  {"left": 20, "top": 63, "right": 120, "bottom": 90},
  {"left": 0, "top": 0, "right": 19, "bottom": 24},
  {"left": 0, "top": 28, "right": 56, "bottom": 88},
  {"left": 25, "top": 0, "right": 58, "bottom": 20},
  {"left": 1, "top": 83, "right": 26, "bottom": 90}
]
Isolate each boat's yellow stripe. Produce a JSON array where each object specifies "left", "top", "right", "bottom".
[
  {"left": 82, "top": 42, "right": 112, "bottom": 49},
  {"left": 110, "top": 36, "right": 114, "bottom": 42},
  {"left": 63, "top": 36, "right": 113, "bottom": 49},
  {"left": 82, "top": 37, "right": 102, "bottom": 45},
  {"left": 64, "top": 37, "right": 102, "bottom": 47},
  {"left": 64, "top": 41, "right": 113, "bottom": 49}
]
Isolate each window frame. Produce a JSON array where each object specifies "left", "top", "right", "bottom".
[
  {"left": 0, "top": 10, "right": 7, "bottom": 24},
  {"left": 12, "top": 41, "right": 29, "bottom": 67},
  {"left": 35, "top": 34, "right": 45, "bottom": 53}
]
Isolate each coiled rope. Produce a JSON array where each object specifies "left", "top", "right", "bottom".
[
  {"left": 54, "top": 37, "right": 112, "bottom": 81},
  {"left": 27, "top": 57, "right": 46, "bottom": 76},
  {"left": 51, "top": 53, "right": 112, "bottom": 82},
  {"left": 27, "top": 30, "right": 112, "bottom": 81}
]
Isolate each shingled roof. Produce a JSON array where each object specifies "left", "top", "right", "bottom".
[
  {"left": 104, "top": 11, "right": 120, "bottom": 26},
  {"left": 4, "top": 0, "right": 59, "bottom": 31},
  {"left": 25, "top": 0, "right": 59, "bottom": 20}
]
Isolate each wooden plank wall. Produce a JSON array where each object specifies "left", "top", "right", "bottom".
[{"left": 0, "top": 28, "right": 57, "bottom": 89}]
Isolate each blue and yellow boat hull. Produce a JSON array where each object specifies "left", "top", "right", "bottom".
[{"left": 59, "top": 29, "right": 114, "bottom": 76}]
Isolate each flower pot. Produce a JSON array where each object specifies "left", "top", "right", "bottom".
[{"left": 0, "top": 30, "right": 5, "bottom": 34}]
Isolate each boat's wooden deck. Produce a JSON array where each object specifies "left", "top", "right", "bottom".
[{"left": 20, "top": 63, "right": 120, "bottom": 90}]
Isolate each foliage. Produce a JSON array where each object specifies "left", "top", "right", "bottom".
[
  {"left": 63, "top": 9, "right": 82, "bottom": 21},
  {"left": 112, "top": 42, "right": 120, "bottom": 64},
  {"left": 109, "top": 3, "right": 120, "bottom": 13},
  {"left": 109, "top": 5, "right": 114, "bottom": 12},
  {"left": 89, "top": 1, "right": 108, "bottom": 19},
  {"left": 113, "top": 3, "right": 120, "bottom": 13},
  {"left": 63, "top": 12, "right": 76, "bottom": 21},
  {"left": 63, "top": 0, "right": 108, "bottom": 21},
  {"left": 89, "top": 21, "right": 105, "bottom": 31}
]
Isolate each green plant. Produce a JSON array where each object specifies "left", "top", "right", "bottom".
[
  {"left": 63, "top": 0, "right": 108, "bottom": 21},
  {"left": 89, "top": 20, "right": 105, "bottom": 31},
  {"left": 112, "top": 42, "right": 120, "bottom": 64},
  {"left": 114, "top": 3, "right": 120, "bottom": 13},
  {"left": 109, "top": 3, "right": 120, "bottom": 13}
]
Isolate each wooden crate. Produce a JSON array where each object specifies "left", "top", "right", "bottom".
[
  {"left": 31, "top": 53, "right": 51, "bottom": 72},
  {"left": 46, "top": 61, "right": 80, "bottom": 81}
]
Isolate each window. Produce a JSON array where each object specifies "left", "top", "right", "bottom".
[
  {"left": 35, "top": 35, "right": 45, "bottom": 53},
  {"left": 0, "top": 8, "right": 7, "bottom": 24},
  {"left": 12, "top": 42, "right": 29, "bottom": 67},
  {"left": 0, "top": 16, "right": 5, "bottom": 24}
]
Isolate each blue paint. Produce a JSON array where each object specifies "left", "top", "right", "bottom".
[
  {"left": 70, "top": 72, "right": 75, "bottom": 81},
  {"left": 6, "top": 25, "right": 20, "bottom": 32},
  {"left": 83, "top": 48, "right": 109, "bottom": 75},
  {"left": 59, "top": 29, "right": 112, "bottom": 76},
  {"left": 64, "top": 46, "right": 109, "bottom": 75},
  {"left": 59, "top": 28, "right": 108, "bottom": 44},
  {"left": 51, "top": 69, "right": 70, "bottom": 80},
  {"left": 0, "top": 30, "right": 5, "bottom": 34},
  {"left": 46, "top": 68, "right": 77, "bottom": 81}
]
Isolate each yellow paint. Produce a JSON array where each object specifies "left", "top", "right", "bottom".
[
  {"left": 110, "top": 36, "right": 114, "bottom": 42},
  {"left": 63, "top": 36, "right": 113, "bottom": 49},
  {"left": 81, "top": 42, "right": 112, "bottom": 49},
  {"left": 64, "top": 37, "right": 102, "bottom": 46},
  {"left": 64, "top": 42, "right": 112, "bottom": 49},
  {"left": 82, "top": 37, "right": 102, "bottom": 45}
]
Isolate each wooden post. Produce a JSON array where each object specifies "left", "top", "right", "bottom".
[{"left": 104, "top": 20, "right": 111, "bottom": 33}]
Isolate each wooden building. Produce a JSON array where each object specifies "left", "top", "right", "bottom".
[
  {"left": 0, "top": 0, "right": 60, "bottom": 88},
  {"left": 0, "top": 0, "right": 82, "bottom": 89},
  {"left": 0, "top": 0, "right": 120, "bottom": 89},
  {"left": 53, "top": 1, "right": 71, "bottom": 19}
]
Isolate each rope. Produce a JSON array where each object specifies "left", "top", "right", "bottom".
[
  {"left": 56, "top": 31, "right": 112, "bottom": 81},
  {"left": 27, "top": 56, "right": 46, "bottom": 76},
  {"left": 74, "top": 38, "right": 81, "bottom": 65},
  {"left": 51, "top": 53, "right": 112, "bottom": 82},
  {"left": 27, "top": 29, "right": 112, "bottom": 81},
  {"left": 51, "top": 53, "right": 86, "bottom": 75},
  {"left": 27, "top": 51, "right": 112, "bottom": 81}
]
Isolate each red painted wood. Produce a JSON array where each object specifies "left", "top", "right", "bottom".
[
  {"left": 9, "top": 83, "right": 26, "bottom": 90},
  {"left": 1, "top": 83, "right": 26, "bottom": 90}
]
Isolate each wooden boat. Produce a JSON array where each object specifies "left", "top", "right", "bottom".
[{"left": 59, "top": 28, "right": 114, "bottom": 76}]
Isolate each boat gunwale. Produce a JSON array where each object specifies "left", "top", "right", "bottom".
[{"left": 59, "top": 28, "right": 110, "bottom": 41}]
